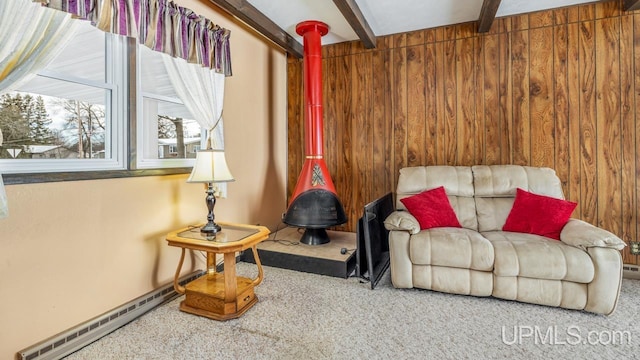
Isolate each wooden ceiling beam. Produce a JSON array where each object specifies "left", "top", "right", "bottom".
[
  {"left": 332, "top": 0, "right": 376, "bottom": 48},
  {"left": 206, "top": 0, "right": 303, "bottom": 58},
  {"left": 624, "top": 0, "right": 640, "bottom": 11},
  {"left": 477, "top": 0, "right": 502, "bottom": 33}
]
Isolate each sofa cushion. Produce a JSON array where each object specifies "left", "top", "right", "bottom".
[
  {"left": 475, "top": 197, "right": 515, "bottom": 232},
  {"left": 482, "top": 231, "right": 594, "bottom": 283},
  {"left": 472, "top": 165, "right": 566, "bottom": 232},
  {"left": 409, "top": 227, "right": 494, "bottom": 271},
  {"left": 502, "top": 188, "right": 577, "bottom": 240},
  {"left": 413, "top": 265, "right": 493, "bottom": 297},
  {"left": 493, "top": 276, "right": 587, "bottom": 310},
  {"left": 396, "top": 166, "right": 478, "bottom": 231},
  {"left": 400, "top": 186, "right": 461, "bottom": 229},
  {"left": 472, "top": 165, "right": 564, "bottom": 198}
]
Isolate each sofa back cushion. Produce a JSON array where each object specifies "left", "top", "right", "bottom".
[
  {"left": 396, "top": 166, "right": 478, "bottom": 231},
  {"left": 472, "top": 165, "right": 565, "bottom": 232}
]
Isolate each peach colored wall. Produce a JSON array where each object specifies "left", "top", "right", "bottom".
[{"left": 0, "top": 1, "right": 288, "bottom": 357}]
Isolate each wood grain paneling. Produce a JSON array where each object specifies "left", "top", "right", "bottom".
[
  {"left": 435, "top": 42, "right": 447, "bottom": 165},
  {"left": 474, "top": 36, "right": 485, "bottom": 165},
  {"left": 444, "top": 40, "right": 457, "bottom": 165},
  {"left": 633, "top": 13, "right": 640, "bottom": 265},
  {"left": 529, "top": 27, "right": 555, "bottom": 169},
  {"left": 393, "top": 45, "right": 408, "bottom": 192},
  {"left": 457, "top": 37, "right": 476, "bottom": 166},
  {"left": 596, "top": 17, "right": 622, "bottom": 244},
  {"left": 554, "top": 24, "right": 570, "bottom": 196},
  {"left": 484, "top": 34, "right": 500, "bottom": 165},
  {"left": 407, "top": 45, "right": 426, "bottom": 167},
  {"left": 499, "top": 32, "right": 512, "bottom": 164},
  {"left": 579, "top": 20, "right": 598, "bottom": 226},
  {"left": 425, "top": 43, "right": 438, "bottom": 166},
  {"left": 351, "top": 52, "right": 372, "bottom": 231},
  {"left": 286, "top": 57, "right": 303, "bottom": 201},
  {"left": 286, "top": 1, "right": 640, "bottom": 264},
  {"left": 567, "top": 23, "right": 582, "bottom": 218},
  {"left": 511, "top": 30, "right": 531, "bottom": 166},
  {"left": 620, "top": 15, "right": 636, "bottom": 266}
]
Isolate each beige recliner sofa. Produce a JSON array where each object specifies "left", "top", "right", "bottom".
[{"left": 384, "top": 165, "right": 626, "bottom": 315}]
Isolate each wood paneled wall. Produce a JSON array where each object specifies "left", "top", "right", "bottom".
[{"left": 287, "top": 1, "right": 640, "bottom": 264}]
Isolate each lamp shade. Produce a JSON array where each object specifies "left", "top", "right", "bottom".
[{"left": 187, "top": 149, "right": 235, "bottom": 183}]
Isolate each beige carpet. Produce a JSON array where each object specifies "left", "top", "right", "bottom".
[{"left": 65, "top": 264, "right": 640, "bottom": 359}]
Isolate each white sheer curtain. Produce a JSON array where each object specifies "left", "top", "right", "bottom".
[
  {"left": 161, "top": 54, "right": 226, "bottom": 150},
  {"left": 0, "top": 0, "right": 78, "bottom": 91},
  {"left": 0, "top": 0, "right": 79, "bottom": 219},
  {"left": 162, "top": 53, "right": 228, "bottom": 196}
]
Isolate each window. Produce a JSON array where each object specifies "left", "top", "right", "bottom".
[
  {"left": 0, "top": 21, "right": 127, "bottom": 174},
  {"left": 0, "top": 19, "right": 213, "bottom": 180},
  {"left": 137, "top": 46, "right": 202, "bottom": 169}
]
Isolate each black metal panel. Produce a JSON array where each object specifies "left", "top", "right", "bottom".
[{"left": 356, "top": 192, "right": 394, "bottom": 289}]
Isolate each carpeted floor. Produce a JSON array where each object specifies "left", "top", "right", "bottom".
[{"left": 65, "top": 264, "right": 640, "bottom": 359}]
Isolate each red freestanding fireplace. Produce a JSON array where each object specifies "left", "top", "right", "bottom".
[{"left": 283, "top": 20, "right": 347, "bottom": 245}]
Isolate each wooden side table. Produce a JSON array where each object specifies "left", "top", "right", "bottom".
[{"left": 166, "top": 222, "right": 270, "bottom": 321}]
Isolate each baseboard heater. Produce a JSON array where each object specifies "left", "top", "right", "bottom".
[
  {"left": 623, "top": 264, "right": 640, "bottom": 280},
  {"left": 18, "top": 270, "right": 204, "bottom": 360}
]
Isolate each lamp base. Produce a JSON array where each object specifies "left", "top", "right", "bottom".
[{"left": 201, "top": 222, "right": 222, "bottom": 234}]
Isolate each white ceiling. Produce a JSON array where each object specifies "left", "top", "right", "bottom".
[{"left": 247, "top": 0, "right": 604, "bottom": 46}]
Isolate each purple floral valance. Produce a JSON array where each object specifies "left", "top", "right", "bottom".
[{"left": 37, "top": 0, "right": 232, "bottom": 76}]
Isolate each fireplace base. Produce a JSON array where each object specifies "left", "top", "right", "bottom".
[
  {"left": 300, "top": 228, "right": 330, "bottom": 245},
  {"left": 241, "top": 227, "right": 356, "bottom": 278}
]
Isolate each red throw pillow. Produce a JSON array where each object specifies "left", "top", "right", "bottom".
[
  {"left": 502, "top": 188, "right": 577, "bottom": 240},
  {"left": 400, "top": 186, "right": 462, "bottom": 230}
]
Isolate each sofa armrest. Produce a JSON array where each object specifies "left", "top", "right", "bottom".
[
  {"left": 560, "top": 219, "right": 626, "bottom": 251},
  {"left": 384, "top": 211, "right": 420, "bottom": 235},
  {"left": 585, "top": 247, "right": 623, "bottom": 315}
]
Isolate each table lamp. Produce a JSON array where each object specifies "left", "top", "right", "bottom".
[{"left": 187, "top": 149, "right": 235, "bottom": 234}]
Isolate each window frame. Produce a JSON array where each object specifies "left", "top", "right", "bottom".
[{"left": 2, "top": 36, "right": 195, "bottom": 185}]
